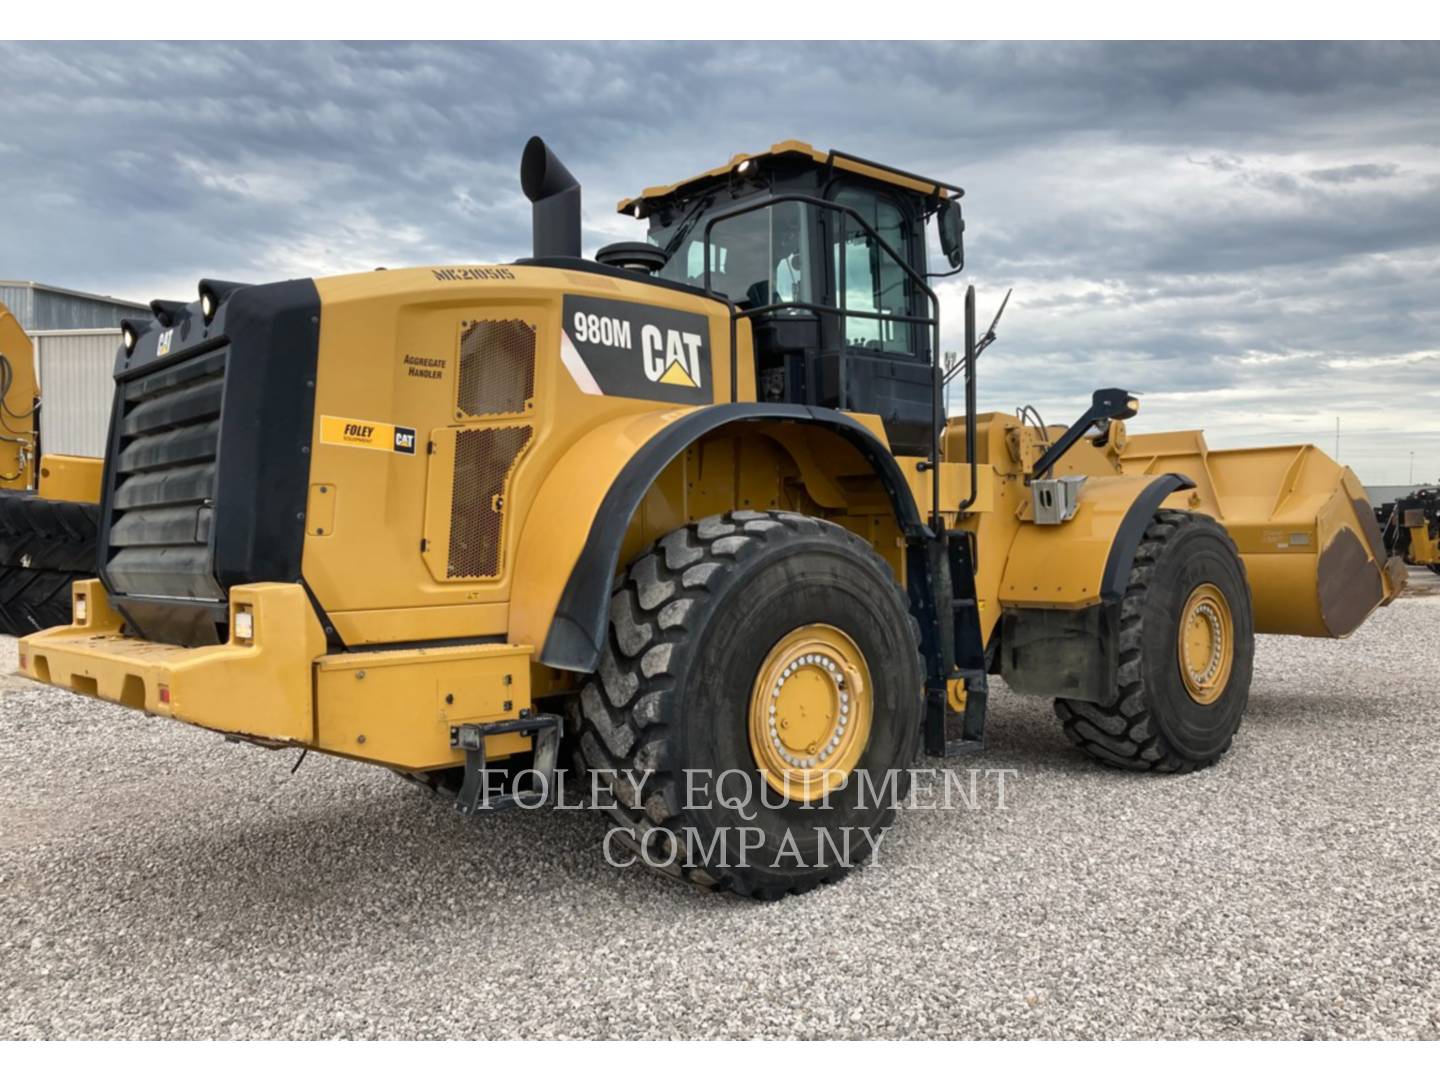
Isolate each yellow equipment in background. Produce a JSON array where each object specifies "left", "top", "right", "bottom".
[
  {"left": 1376, "top": 485, "right": 1440, "bottom": 575},
  {"left": 18, "top": 139, "right": 1402, "bottom": 899},
  {"left": 0, "top": 302, "right": 103, "bottom": 635}
]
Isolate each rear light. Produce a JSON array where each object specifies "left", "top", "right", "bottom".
[
  {"left": 233, "top": 606, "right": 255, "bottom": 643},
  {"left": 18, "top": 652, "right": 27, "bottom": 670},
  {"left": 158, "top": 685, "right": 171, "bottom": 704},
  {"left": 74, "top": 595, "right": 88, "bottom": 625}
]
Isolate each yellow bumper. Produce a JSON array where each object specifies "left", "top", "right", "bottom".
[{"left": 17, "top": 580, "right": 534, "bottom": 770}]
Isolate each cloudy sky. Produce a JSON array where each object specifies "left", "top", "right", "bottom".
[{"left": 2, "top": 41, "right": 1437, "bottom": 484}]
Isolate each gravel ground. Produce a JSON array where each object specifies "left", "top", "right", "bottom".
[{"left": 2, "top": 585, "right": 1439, "bottom": 1039}]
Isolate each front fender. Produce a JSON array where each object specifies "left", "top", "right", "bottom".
[
  {"left": 996, "top": 472, "right": 1192, "bottom": 703},
  {"left": 999, "top": 472, "right": 1194, "bottom": 610}
]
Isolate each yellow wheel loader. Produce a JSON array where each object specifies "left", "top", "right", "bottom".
[
  {"left": 1377, "top": 486, "right": 1440, "bottom": 575},
  {"left": 17, "top": 138, "right": 1403, "bottom": 899},
  {"left": 0, "top": 301, "right": 103, "bottom": 635}
]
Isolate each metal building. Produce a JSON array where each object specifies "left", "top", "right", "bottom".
[
  {"left": 1, "top": 281, "right": 147, "bottom": 458},
  {"left": 30, "top": 330, "right": 122, "bottom": 457},
  {"left": 0, "top": 280, "right": 148, "bottom": 332}
]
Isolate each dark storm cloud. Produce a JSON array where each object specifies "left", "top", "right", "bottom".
[{"left": 1, "top": 41, "right": 1437, "bottom": 481}]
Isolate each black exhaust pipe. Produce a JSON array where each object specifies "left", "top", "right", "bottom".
[{"left": 521, "top": 136, "right": 581, "bottom": 259}]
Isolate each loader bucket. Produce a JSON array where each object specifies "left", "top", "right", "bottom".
[{"left": 1120, "top": 432, "right": 1405, "bottom": 638}]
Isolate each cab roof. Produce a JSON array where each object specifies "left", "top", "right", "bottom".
[{"left": 616, "top": 140, "right": 962, "bottom": 217}]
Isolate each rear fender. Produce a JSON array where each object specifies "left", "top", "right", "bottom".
[{"left": 509, "top": 402, "right": 926, "bottom": 673}]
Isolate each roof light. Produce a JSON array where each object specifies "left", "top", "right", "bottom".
[
  {"left": 196, "top": 280, "right": 251, "bottom": 323},
  {"left": 736, "top": 158, "right": 754, "bottom": 177},
  {"left": 119, "top": 317, "right": 151, "bottom": 357}
]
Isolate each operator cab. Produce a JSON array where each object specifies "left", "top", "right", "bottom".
[{"left": 615, "top": 141, "right": 965, "bottom": 455}]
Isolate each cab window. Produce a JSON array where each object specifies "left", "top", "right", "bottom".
[
  {"left": 834, "top": 188, "right": 914, "bottom": 355},
  {"left": 653, "top": 201, "right": 812, "bottom": 308}
]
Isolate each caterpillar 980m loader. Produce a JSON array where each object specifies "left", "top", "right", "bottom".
[
  {"left": 17, "top": 138, "right": 1403, "bottom": 898},
  {"left": 0, "top": 301, "right": 103, "bottom": 635}
]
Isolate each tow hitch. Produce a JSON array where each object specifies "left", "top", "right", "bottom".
[{"left": 450, "top": 711, "right": 563, "bottom": 813}]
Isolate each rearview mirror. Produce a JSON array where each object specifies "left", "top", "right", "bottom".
[{"left": 937, "top": 200, "right": 965, "bottom": 269}]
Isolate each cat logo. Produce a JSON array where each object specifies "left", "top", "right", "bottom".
[
  {"left": 641, "top": 325, "right": 704, "bottom": 389},
  {"left": 157, "top": 328, "right": 174, "bottom": 357}
]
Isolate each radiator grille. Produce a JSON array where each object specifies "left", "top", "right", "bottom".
[
  {"left": 106, "top": 348, "right": 227, "bottom": 600},
  {"left": 447, "top": 426, "right": 532, "bottom": 579},
  {"left": 457, "top": 319, "right": 535, "bottom": 417}
]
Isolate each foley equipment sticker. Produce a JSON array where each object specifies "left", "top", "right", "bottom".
[
  {"left": 560, "top": 295, "right": 713, "bottom": 405},
  {"left": 320, "top": 415, "right": 417, "bottom": 455}
]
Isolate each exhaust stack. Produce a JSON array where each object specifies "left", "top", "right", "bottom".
[{"left": 521, "top": 136, "right": 581, "bottom": 259}]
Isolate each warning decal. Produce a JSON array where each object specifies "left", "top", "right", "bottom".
[{"left": 320, "top": 415, "right": 417, "bottom": 455}]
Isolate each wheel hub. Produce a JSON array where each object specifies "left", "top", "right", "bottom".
[
  {"left": 1177, "top": 583, "right": 1234, "bottom": 705},
  {"left": 749, "top": 624, "right": 872, "bottom": 800}
]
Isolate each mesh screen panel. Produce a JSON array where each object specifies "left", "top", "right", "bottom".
[
  {"left": 458, "top": 319, "right": 535, "bottom": 416},
  {"left": 447, "top": 426, "right": 532, "bottom": 579}
]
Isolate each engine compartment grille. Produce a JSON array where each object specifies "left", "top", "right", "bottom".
[{"left": 105, "top": 348, "right": 227, "bottom": 600}]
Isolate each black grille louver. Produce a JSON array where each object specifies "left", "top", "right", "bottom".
[{"left": 105, "top": 348, "right": 226, "bottom": 601}]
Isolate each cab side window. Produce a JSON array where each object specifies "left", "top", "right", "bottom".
[
  {"left": 834, "top": 188, "right": 914, "bottom": 355},
  {"left": 665, "top": 202, "right": 812, "bottom": 309}
]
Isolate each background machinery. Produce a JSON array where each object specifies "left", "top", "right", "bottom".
[
  {"left": 17, "top": 138, "right": 1403, "bottom": 898},
  {"left": 0, "top": 301, "right": 102, "bottom": 635},
  {"left": 1377, "top": 485, "right": 1440, "bottom": 575}
]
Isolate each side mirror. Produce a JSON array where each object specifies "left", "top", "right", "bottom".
[{"left": 938, "top": 200, "right": 965, "bottom": 269}]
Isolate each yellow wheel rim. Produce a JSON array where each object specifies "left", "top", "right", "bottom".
[
  {"left": 1177, "top": 583, "right": 1234, "bottom": 705},
  {"left": 748, "top": 624, "right": 873, "bottom": 801}
]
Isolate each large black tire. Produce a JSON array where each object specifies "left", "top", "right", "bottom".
[
  {"left": 0, "top": 490, "right": 99, "bottom": 636},
  {"left": 1055, "top": 510, "right": 1254, "bottom": 774},
  {"left": 572, "top": 510, "right": 925, "bottom": 900}
]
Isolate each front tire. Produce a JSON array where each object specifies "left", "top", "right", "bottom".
[
  {"left": 1056, "top": 510, "right": 1254, "bottom": 773},
  {"left": 572, "top": 510, "right": 924, "bottom": 899}
]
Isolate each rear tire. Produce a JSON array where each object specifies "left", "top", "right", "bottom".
[
  {"left": 1056, "top": 510, "right": 1254, "bottom": 774},
  {"left": 0, "top": 490, "right": 99, "bottom": 636},
  {"left": 572, "top": 510, "right": 925, "bottom": 900}
]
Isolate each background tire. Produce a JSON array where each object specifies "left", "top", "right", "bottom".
[
  {"left": 1056, "top": 510, "right": 1254, "bottom": 774},
  {"left": 572, "top": 510, "right": 924, "bottom": 900},
  {"left": 0, "top": 490, "right": 99, "bottom": 636}
]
